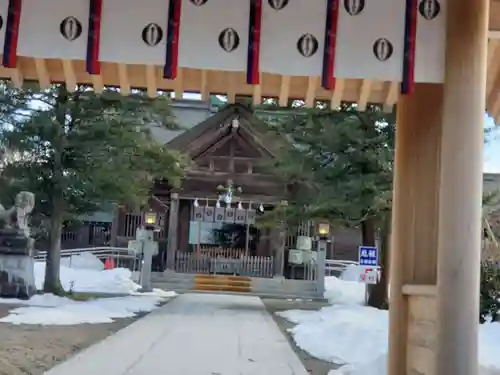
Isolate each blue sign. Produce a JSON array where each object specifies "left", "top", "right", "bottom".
[{"left": 358, "top": 246, "right": 378, "bottom": 267}]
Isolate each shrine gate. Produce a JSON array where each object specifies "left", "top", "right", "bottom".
[{"left": 0, "top": 0, "right": 496, "bottom": 374}]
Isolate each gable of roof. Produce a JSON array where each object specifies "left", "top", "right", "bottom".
[{"left": 166, "top": 103, "right": 282, "bottom": 157}]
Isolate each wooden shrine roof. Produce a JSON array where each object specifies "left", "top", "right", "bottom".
[
  {"left": 167, "top": 103, "right": 281, "bottom": 157},
  {"left": 2, "top": 1, "right": 500, "bottom": 121}
]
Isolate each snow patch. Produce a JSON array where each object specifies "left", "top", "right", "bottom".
[
  {"left": 0, "top": 255, "right": 177, "bottom": 325},
  {"left": 34, "top": 260, "right": 140, "bottom": 294},
  {"left": 277, "top": 266, "right": 500, "bottom": 375},
  {"left": 0, "top": 294, "right": 167, "bottom": 325}
]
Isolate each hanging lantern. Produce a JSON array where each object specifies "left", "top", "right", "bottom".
[
  {"left": 316, "top": 221, "right": 330, "bottom": 240},
  {"left": 144, "top": 211, "right": 157, "bottom": 226}
]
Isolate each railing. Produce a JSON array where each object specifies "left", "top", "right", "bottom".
[
  {"left": 325, "top": 259, "right": 359, "bottom": 276},
  {"left": 35, "top": 246, "right": 141, "bottom": 271},
  {"left": 288, "top": 260, "right": 317, "bottom": 281},
  {"left": 174, "top": 251, "right": 274, "bottom": 278}
]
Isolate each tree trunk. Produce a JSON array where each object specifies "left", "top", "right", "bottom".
[
  {"left": 43, "top": 84, "right": 68, "bottom": 296},
  {"left": 367, "top": 213, "right": 391, "bottom": 309},
  {"left": 43, "top": 197, "right": 64, "bottom": 295},
  {"left": 361, "top": 217, "right": 376, "bottom": 247}
]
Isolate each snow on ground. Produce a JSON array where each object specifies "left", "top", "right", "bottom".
[
  {"left": 0, "top": 294, "right": 167, "bottom": 325},
  {"left": 0, "top": 253, "right": 176, "bottom": 325},
  {"left": 35, "top": 261, "right": 140, "bottom": 294},
  {"left": 324, "top": 275, "right": 365, "bottom": 306},
  {"left": 34, "top": 253, "right": 177, "bottom": 297},
  {"left": 277, "top": 264, "right": 500, "bottom": 375}
]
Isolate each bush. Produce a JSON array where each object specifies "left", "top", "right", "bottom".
[{"left": 479, "top": 260, "right": 500, "bottom": 323}]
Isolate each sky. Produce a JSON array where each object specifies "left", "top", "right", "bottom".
[{"left": 484, "top": 114, "right": 500, "bottom": 173}]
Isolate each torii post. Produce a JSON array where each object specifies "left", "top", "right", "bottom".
[{"left": 388, "top": 1, "right": 488, "bottom": 374}]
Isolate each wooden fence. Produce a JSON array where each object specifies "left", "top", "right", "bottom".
[
  {"left": 197, "top": 246, "right": 245, "bottom": 258},
  {"left": 37, "top": 222, "right": 111, "bottom": 251},
  {"left": 174, "top": 251, "right": 274, "bottom": 278}
]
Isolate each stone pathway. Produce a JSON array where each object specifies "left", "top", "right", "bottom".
[{"left": 44, "top": 293, "right": 310, "bottom": 375}]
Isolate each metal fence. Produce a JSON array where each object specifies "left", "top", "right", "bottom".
[
  {"left": 174, "top": 251, "right": 274, "bottom": 278},
  {"left": 287, "top": 261, "right": 318, "bottom": 281}
]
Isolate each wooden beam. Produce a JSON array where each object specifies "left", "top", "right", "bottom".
[
  {"left": 278, "top": 75, "right": 291, "bottom": 107},
  {"left": 247, "top": 161, "right": 253, "bottom": 174},
  {"left": 252, "top": 73, "right": 262, "bottom": 106},
  {"left": 145, "top": 65, "right": 157, "bottom": 98},
  {"left": 185, "top": 171, "right": 283, "bottom": 187},
  {"left": 486, "top": 40, "right": 500, "bottom": 99},
  {"left": 226, "top": 73, "right": 236, "bottom": 104},
  {"left": 9, "top": 68, "right": 23, "bottom": 89},
  {"left": 490, "top": 87, "right": 500, "bottom": 119},
  {"left": 188, "top": 123, "right": 231, "bottom": 157},
  {"left": 383, "top": 81, "right": 399, "bottom": 112},
  {"left": 228, "top": 137, "right": 235, "bottom": 172},
  {"left": 174, "top": 67, "right": 183, "bottom": 99},
  {"left": 194, "top": 132, "right": 232, "bottom": 159},
  {"left": 305, "top": 76, "right": 318, "bottom": 108},
  {"left": 61, "top": 59, "right": 76, "bottom": 91},
  {"left": 173, "top": 191, "right": 283, "bottom": 204},
  {"left": 200, "top": 69, "right": 209, "bottom": 101},
  {"left": 199, "top": 155, "right": 256, "bottom": 162},
  {"left": 330, "top": 78, "right": 345, "bottom": 109},
  {"left": 91, "top": 74, "right": 104, "bottom": 94},
  {"left": 487, "top": 61, "right": 500, "bottom": 117},
  {"left": 358, "top": 79, "right": 373, "bottom": 111},
  {"left": 34, "top": 59, "right": 49, "bottom": 89},
  {"left": 186, "top": 169, "right": 280, "bottom": 180},
  {"left": 117, "top": 64, "right": 131, "bottom": 95},
  {"left": 488, "top": 39, "right": 499, "bottom": 68}
]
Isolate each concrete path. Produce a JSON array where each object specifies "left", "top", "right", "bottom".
[{"left": 44, "top": 293, "right": 309, "bottom": 375}]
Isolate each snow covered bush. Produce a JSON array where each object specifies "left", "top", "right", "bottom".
[{"left": 480, "top": 260, "right": 500, "bottom": 323}]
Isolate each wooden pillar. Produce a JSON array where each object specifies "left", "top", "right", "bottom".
[
  {"left": 110, "top": 206, "right": 120, "bottom": 247},
  {"left": 271, "top": 225, "right": 286, "bottom": 277},
  {"left": 388, "top": 84, "right": 443, "bottom": 375},
  {"left": 436, "top": 0, "right": 489, "bottom": 373},
  {"left": 166, "top": 193, "right": 180, "bottom": 270},
  {"left": 273, "top": 200, "right": 287, "bottom": 277}
]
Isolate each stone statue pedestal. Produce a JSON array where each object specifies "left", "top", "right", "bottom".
[{"left": 0, "top": 229, "right": 36, "bottom": 299}]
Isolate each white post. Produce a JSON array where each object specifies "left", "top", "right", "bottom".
[
  {"left": 316, "top": 240, "right": 327, "bottom": 297},
  {"left": 137, "top": 227, "right": 155, "bottom": 293}
]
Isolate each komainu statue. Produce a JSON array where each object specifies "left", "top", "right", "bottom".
[{"left": 0, "top": 191, "right": 36, "bottom": 299}]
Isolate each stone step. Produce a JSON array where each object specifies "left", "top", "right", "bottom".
[
  {"left": 192, "top": 284, "right": 252, "bottom": 293},
  {"left": 182, "top": 289, "right": 326, "bottom": 301}
]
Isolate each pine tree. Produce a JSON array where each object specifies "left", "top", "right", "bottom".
[
  {"left": 0, "top": 83, "right": 186, "bottom": 295},
  {"left": 263, "top": 104, "right": 395, "bottom": 308},
  {"left": 264, "top": 104, "right": 394, "bottom": 225}
]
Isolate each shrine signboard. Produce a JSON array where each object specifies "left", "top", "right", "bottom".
[{"left": 193, "top": 205, "right": 256, "bottom": 225}]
